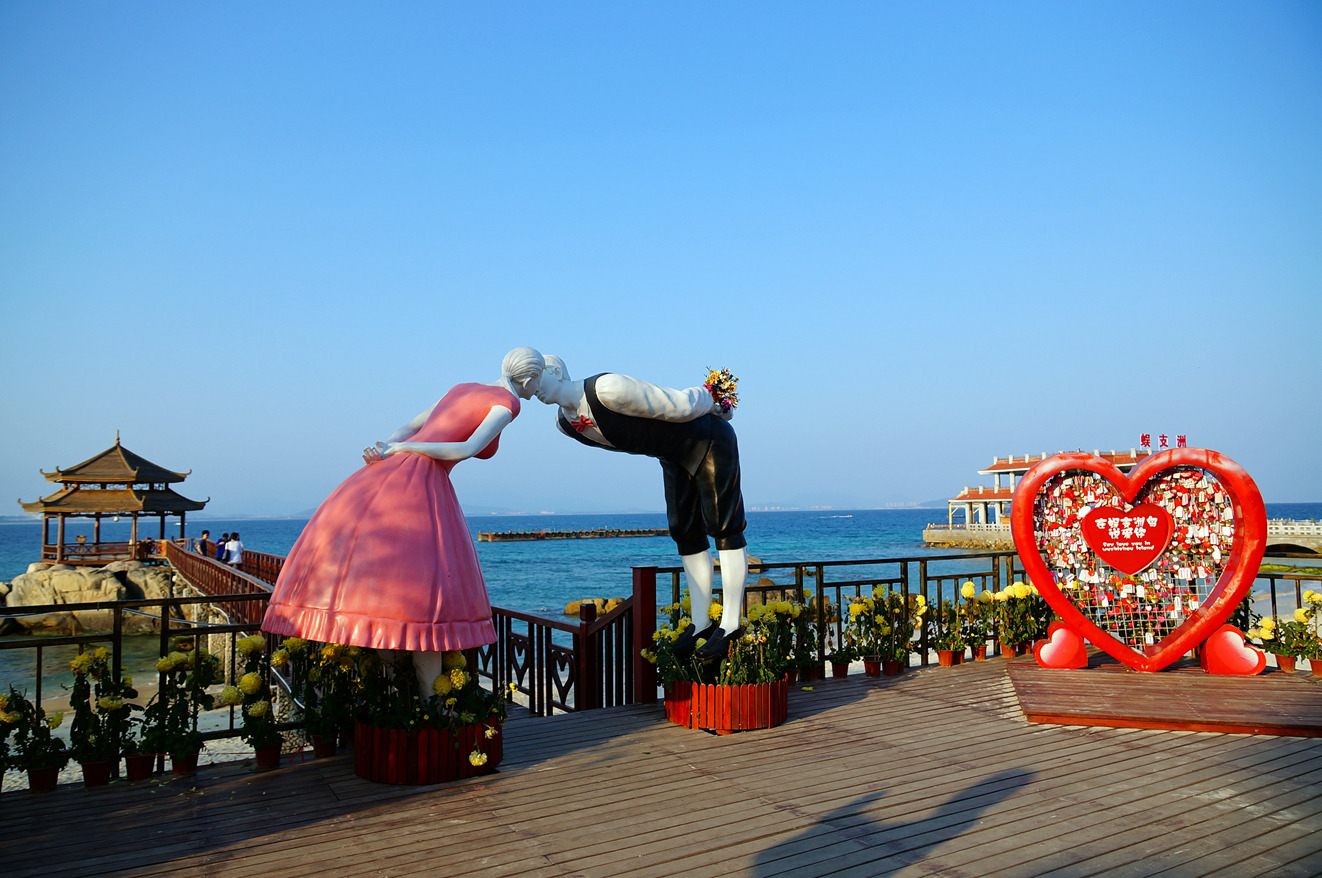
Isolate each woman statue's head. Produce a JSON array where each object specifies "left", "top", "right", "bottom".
[{"left": 501, "top": 347, "right": 545, "bottom": 399}]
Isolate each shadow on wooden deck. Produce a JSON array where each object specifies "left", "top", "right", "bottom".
[{"left": 3, "top": 657, "right": 1321, "bottom": 877}]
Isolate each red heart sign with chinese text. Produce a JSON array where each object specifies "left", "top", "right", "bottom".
[
  {"left": 1081, "top": 504, "right": 1172, "bottom": 575},
  {"left": 1011, "top": 448, "right": 1266, "bottom": 673}
]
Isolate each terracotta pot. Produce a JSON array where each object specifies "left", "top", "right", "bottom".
[
  {"left": 26, "top": 765, "right": 59, "bottom": 793},
  {"left": 973, "top": 645, "right": 988, "bottom": 661},
  {"left": 311, "top": 734, "right": 337, "bottom": 758},
  {"left": 784, "top": 669, "right": 798, "bottom": 685},
  {"left": 1312, "top": 658, "right": 1322, "bottom": 678},
  {"left": 254, "top": 746, "right": 281, "bottom": 771},
  {"left": 124, "top": 753, "right": 155, "bottom": 782},
  {"left": 663, "top": 678, "right": 789, "bottom": 734},
  {"left": 80, "top": 759, "right": 114, "bottom": 788},
  {"left": 1273, "top": 654, "right": 1296, "bottom": 674},
  {"left": 353, "top": 720, "right": 502, "bottom": 785},
  {"left": 882, "top": 659, "right": 903, "bottom": 677},
  {"left": 170, "top": 749, "right": 200, "bottom": 777},
  {"left": 937, "top": 649, "right": 955, "bottom": 667},
  {"left": 863, "top": 658, "right": 882, "bottom": 677},
  {"left": 1000, "top": 641, "right": 1020, "bottom": 658},
  {"left": 831, "top": 662, "right": 850, "bottom": 678}
]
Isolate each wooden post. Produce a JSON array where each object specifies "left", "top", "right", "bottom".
[
  {"left": 56, "top": 515, "right": 65, "bottom": 563},
  {"left": 632, "top": 566, "right": 658, "bottom": 704},
  {"left": 577, "top": 602, "right": 599, "bottom": 711}
]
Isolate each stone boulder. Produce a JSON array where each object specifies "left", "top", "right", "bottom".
[{"left": 8, "top": 566, "right": 127, "bottom": 634}]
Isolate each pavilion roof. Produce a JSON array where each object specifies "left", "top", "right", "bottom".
[
  {"left": 978, "top": 449, "right": 1145, "bottom": 475},
  {"left": 19, "top": 486, "right": 208, "bottom": 515},
  {"left": 948, "top": 485, "right": 1014, "bottom": 504},
  {"left": 40, "top": 436, "right": 191, "bottom": 485}
]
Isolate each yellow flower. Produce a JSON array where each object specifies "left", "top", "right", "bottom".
[
  {"left": 246, "top": 700, "right": 270, "bottom": 717},
  {"left": 433, "top": 674, "right": 453, "bottom": 696},
  {"left": 167, "top": 651, "right": 191, "bottom": 669},
  {"left": 239, "top": 672, "right": 264, "bottom": 695},
  {"left": 122, "top": 674, "right": 133, "bottom": 688},
  {"left": 0, "top": 693, "right": 7, "bottom": 710},
  {"left": 640, "top": 649, "right": 657, "bottom": 664},
  {"left": 156, "top": 656, "right": 175, "bottom": 672},
  {"left": 0, "top": 710, "right": 19, "bottom": 725},
  {"left": 46, "top": 711, "right": 64, "bottom": 730},
  {"left": 1261, "top": 617, "right": 1277, "bottom": 631},
  {"left": 442, "top": 650, "right": 467, "bottom": 670},
  {"left": 97, "top": 695, "right": 124, "bottom": 712},
  {"left": 961, "top": 581, "right": 976, "bottom": 599},
  {"left": 849, "top": 602, "right": 865, "bottom": 618},
  {"left": 449, "top": 669, "right": 470, "bottom": 689},
  {"left": 978, "top": 590, "right": 994, "bottom": 604},
  {"left": 270, "top": 649, "right": 290, "bottom": 668},
  {"left": 70, "top": 653, "right": 93, "bottom": 675},
  {"left": 747, "top": 604, "right": 766, "bottom": 622},
  {"left": 445, "top": 697, "right": 458, "bottom": 709},
  {"left": 219, "top": 685, "right": 243, "bottom": 706},
  {"left": 468, "top": 749, "right": 489, "bottom": 767},
  {"left": 94, "top": 647, "right": 109, "bottom": 661},
  {"left": 1295, "top": 608, "right": 1310, "bottom": 624},
  {"left": 484, "top": 725, "right": 498, "bottom": 739},
  {"left": 708, "top": 603, "right": 723, "bottom": 621},
  {"left": 237, "top": 634, "right": 266, "bottom": 656},
  {"left": 281, "top": 637, "right": 308, "bottom": 653},
  {"left": 1259, "top": 630, "right": 1275, "bottom": 642},
  {"left": 993, "top": 591, "right": 1009, "bottom": 603}
]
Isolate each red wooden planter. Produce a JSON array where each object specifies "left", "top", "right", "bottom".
[
  {"left": 353, "top": 720, "right": 503, "bottom": 785},
  {"left": 663, "top": 678, "right": 789, "bottom": 735}
]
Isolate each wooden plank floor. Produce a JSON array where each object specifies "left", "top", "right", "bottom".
[
  {"left": 1008, "top": 652, "right": 1322, "bottom": 736},
  {"left": 4, "top": 657, "right": 1322, "bottom": 877}
]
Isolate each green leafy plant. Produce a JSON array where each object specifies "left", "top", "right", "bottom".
[
  {"left": 2, "top": 686, "right": 69, "bottom": 771},
  {"left": 140, "top": 636, "right": 221, "bottom": 756},
  {"left": 67, "top": 646, "right": 140, "bottom": 763}
]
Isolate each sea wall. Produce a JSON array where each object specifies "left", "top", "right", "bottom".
[{"left": 921, "top": 526, "right": 1014, "bottom": 550}]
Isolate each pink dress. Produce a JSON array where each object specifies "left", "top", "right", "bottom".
[{"left": 262, "top": 383, "right": 518, "bottom": 652}]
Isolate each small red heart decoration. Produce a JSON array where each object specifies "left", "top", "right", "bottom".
[
  {"left": 1081, "top": 504, "right": 1172, "bottom": 575},
  {"left": 1199, "top": 624, "right": 1266, "bottom": 676},
  {"left": 1011, "top": 448, "right": 1266, "bottom": 673},
  {"left": 1034, "top": 621, "right": 1088, "bottom": 669}
]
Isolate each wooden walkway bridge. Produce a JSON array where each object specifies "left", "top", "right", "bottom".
[{"left": 6, "top": 657, "right": 1321, "bottom": 878}]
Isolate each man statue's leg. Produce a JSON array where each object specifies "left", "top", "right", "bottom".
[
  {"left": 716, "top": 547, "right": 748, "bottom": 633},
  {"left": 672, "top": 551, "right": 721, "bottom": 661}
]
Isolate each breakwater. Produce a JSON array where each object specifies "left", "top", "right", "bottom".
[{"left": 478, "top": 528, "right": 670, "bottom": 542}]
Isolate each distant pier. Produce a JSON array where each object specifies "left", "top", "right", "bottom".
[{"left": 478, "top": 527, "right": 670, "bottom": 542}]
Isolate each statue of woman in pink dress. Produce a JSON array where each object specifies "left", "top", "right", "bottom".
[{"left": 262, "top": 347, "right": 544, "bottom": 689}]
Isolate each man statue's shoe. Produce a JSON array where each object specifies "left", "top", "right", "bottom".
[
  {"left": 672, "top": 622, "right": 720, "bottom": 663},
  {"left": 694, "top": 625, "right": 744, "bottom": 662}
]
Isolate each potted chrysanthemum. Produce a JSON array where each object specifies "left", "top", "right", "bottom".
[
  {"left": 140, "top": 636, "right": 221, "bottom": 776},
  {"left": 229, "top": 633, "right": 284, "bottom": 770},
  {"left": 647, "top": 596, "right": 796, "bottom": 733},
  {"left": 3, "top": 686, "right": 69, "bottom": 792},
  {"left": 353, "top": 649, "right": 507, "bottom": 784},
  {"left": 67, "top": 647, "right": 139, "bottom": 786},
  {"left": 929, "top": 600, "right": 966, "bottom": 667}
]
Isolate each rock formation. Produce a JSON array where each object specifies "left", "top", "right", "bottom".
[{"left": 1, "top": 560, "right": 184, "bottom": 635}]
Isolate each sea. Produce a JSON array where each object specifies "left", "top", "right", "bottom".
[{"left": 3, "top": 504, "right": 1319, "bottom": 694}]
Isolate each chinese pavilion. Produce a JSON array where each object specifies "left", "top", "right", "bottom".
[
  {"left": 18, "top": 434, "right": 208, "bottom": 564},
  {"left": 945, "top": 449, "right": 1145, "bottom": 527}
]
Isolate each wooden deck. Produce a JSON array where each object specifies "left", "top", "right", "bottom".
[{"left": 5, "top": 657, "right": 1322, "bottom": 877}]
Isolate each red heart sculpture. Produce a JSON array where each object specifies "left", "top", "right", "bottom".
[
  {"left": 1034, "top": 620, "right": 1088, "bottom": 669},
  {"left": 1199, "top": 624, "right": 1266, "bottom": 676},
  {"left": 1011, "top": 448, "right": 1266, "bottom": 673},
  {"left": 1081, "top": 504, "right": 1172, "bottom": 575}
]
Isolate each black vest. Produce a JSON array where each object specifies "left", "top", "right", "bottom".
[{"left": 557, "top": 374, "right": 711, "bottom": 475}]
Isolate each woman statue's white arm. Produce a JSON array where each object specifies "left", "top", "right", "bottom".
[{"left": 363, "top": 406, "right": 515, "bottom": 464}]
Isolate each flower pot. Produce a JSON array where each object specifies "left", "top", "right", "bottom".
[
  {"left": 1000, "top": 641, "right": 1020, "bottom": 658},
  {"left": 882, "top": 659, "right": 903, "bottom": 677},
  {"left": 80, "top": 759, "right": 114, "bottom": 788},
  {"left": 1273, "top": 654, "right": 1296, "bottom": 674},
  {"left": 800, "top": 664, "right": 821, "bottom": 682},
  {"left": 973, "top": 645, "right": 988, "bottom": 661},
  {"left": 124, "top": 753, "right": 155, "bottom": 782},
  {"left": 862, "top": 657, "right": 882, "bottom": 677},
  {"left": 831, "top": 661, "right": 850, "bottom": 678},
  {"left": 170, "top": 749, "right": 200, "bottom": 777},
  {"left": 937, "top": 649, "right": 955, "bottom": 667},
  {"left": 663, "top": 678, "right": 789, "bottom": 734},
  {"left": 254, "top": 746, "right": 281, "bottom": 771},
  {"left": 784, "top": 668, "right": 798, "bottom": 685},
  {"left": 26, "top": 765, "right": 59, "bottom": 793},
  {"left": 1311, "top": 658, "right": 1322, "bottom": 678},
  {"left": 353, "top": 720, "right": 502, "bottom": 785},
  {"left": 311, "top": 734, "right": 337, "bottom": 758}
]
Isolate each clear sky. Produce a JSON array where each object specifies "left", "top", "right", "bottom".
[{"left": 2, "top": 2, "right": 1319, "bottom": 518}]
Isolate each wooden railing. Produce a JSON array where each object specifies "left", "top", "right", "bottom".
[{"left": 162, "top": 541, "right": 272, "bottom": 627}]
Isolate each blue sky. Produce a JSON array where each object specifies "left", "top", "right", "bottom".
[{"left": 2, "top": 2, "right": 1319, "bottom": 518}]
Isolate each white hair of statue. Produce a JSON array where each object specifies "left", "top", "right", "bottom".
[
  {"left": 543, "top": 354, "right": 569, "bottom": 380},
  {"left": 501, "top": 347, "right": 545, "bottom": 385}
]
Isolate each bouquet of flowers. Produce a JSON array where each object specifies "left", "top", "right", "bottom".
[
  {"left": 703, "top": 367, "right": 739, "bottom": 413},
  {"left": 68, "top": 646, "right": 139, "bottom": 763}
]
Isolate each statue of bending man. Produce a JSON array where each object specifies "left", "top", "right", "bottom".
[{"left": 531, "top": 353, "right": 747, "bottom": 662}]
